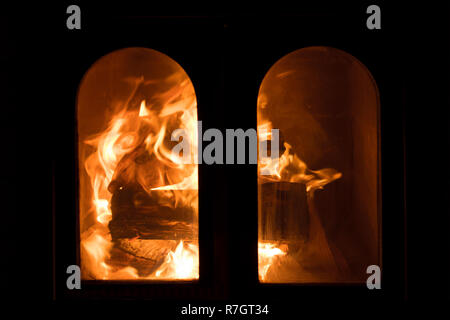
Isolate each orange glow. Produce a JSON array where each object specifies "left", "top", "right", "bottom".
[
  {"left": 256, "top": 46, "right": 382, "bottom": 283},
  {"left": 79, "top": 50, "right": 198, "bottom": 280},
  {"left": 152, "top": 241, "right": 199, "bottom": 280},
  {"left": 257, "top": 117, "right": 342, "bottom": 282},
  {"left": 258, "top": 120, "right": 342, "bottom": 193},
  {"left": 258, "top": 242, "right": 287, "bottom": 281}
]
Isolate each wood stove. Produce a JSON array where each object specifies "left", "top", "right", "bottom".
[{"left": 41, "top": 4, "right": 416, "bottom": 305}]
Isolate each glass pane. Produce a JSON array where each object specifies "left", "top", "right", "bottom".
[
  {"left": 78, "top": 48, "right": 199, "bottom": 280},
  {"left": 258, "top": 47, "right": 380, "bottom": 283}
]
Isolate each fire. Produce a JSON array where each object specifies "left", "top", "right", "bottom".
[
  {"left": 152, "top": 241, "right": 199, "bottom": 280},
  {"left": 258, "top": 120, "right": 342, "bottom": 193},
  {"left": 257, "top": 116, "right": 342, "bottom": 281},
  {"left": 80, "top": 70, "right": 199, "bottom": 280},
  {"left": 258, "top": 243, "right": 287, "bottom": 281},
  {"left": 139, "top": 100, "right": 150, "bottom": 117}
]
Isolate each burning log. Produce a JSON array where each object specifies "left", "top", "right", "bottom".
[
  {"left": 116, "top": 239, "right": 178, "bottom": 261},
  {"left": 78, "top": 48, "right": 200, "bottom": 280},
  {"left": 106, "top": 239, "right": 178, "bottom": 277},
  {"left": 259, "top": 181, "right": 309, "bottom": 242},
  {"left": 258, "top": 182, "right": 345, "bottom": 282},
  {"left": 105, "top": 134, "right": 198, "bottom": 241},
  {"left": 108, "top": 182, "right": 196, "bottom": 240},
  {"left": 107, "top": 178, "right": 197, "bottom": 276}
]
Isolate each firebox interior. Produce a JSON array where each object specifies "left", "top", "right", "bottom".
[
  {"left": 258, "top": 46, "right": 381, "bottom": 283},
  {"left": 77, "top": 47, "right": 199, "bottom": 280}
]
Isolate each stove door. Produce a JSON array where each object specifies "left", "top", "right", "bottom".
[
  {"left": 77, "top": 47, "right": 199, "bottom": 281},
  {"left": 257, "top": 46, "right": 381, "bottom": 283}
]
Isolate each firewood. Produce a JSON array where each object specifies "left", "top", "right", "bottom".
[
  {"left": 259, "top": 181, "right": 309, "bottom": 242},
  {"left": 115, "top": 239, "right": 178, "bottom": 261},
  {"left": 108, "top": 182, "right": 196, "bottom": 240}
]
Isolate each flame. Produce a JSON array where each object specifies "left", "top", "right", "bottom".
[
  {"left": 151, "top": 241, "right": 199, "bottom": 280},
  {"left": 138, "top": 100, "right": 150, "bottom": 117},
  {"left": 258, "top": 242, "right": 287, "bottom": 281},
  {"left": 80, "top": 73, "right": 199, "bottom": 280},
  {"left": 258, "top": 120, "right": 342, "bottom": 193},
  {"left": 257, "top": 116, "right": 342, "bottom": 281}
]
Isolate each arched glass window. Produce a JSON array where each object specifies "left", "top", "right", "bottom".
[
  {"left": 78, "top": 48, "right": 199, "bottom": 280},
  {"left": 257, "top": 47, "right": 381, "bottom": 283}
]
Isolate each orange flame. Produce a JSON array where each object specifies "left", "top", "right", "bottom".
[
  {"left": 257, "top": 117, "right": 342, "bottom": 281},
  {"left": 151, "top": 241, "right": 199, "bottom": 280},
  {"left": 257, "top": 120, "right": 342, "bottom": 193},
  {"left": 258, "top": 242, "right": 287, "bottom": 281},
  {"left": 80, "top": 73, "right": 198, "bottom": 280}
]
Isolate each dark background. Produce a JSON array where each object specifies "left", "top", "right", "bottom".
[{"left": 3, "top": 0, "right": 449, "bottom": 314}]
